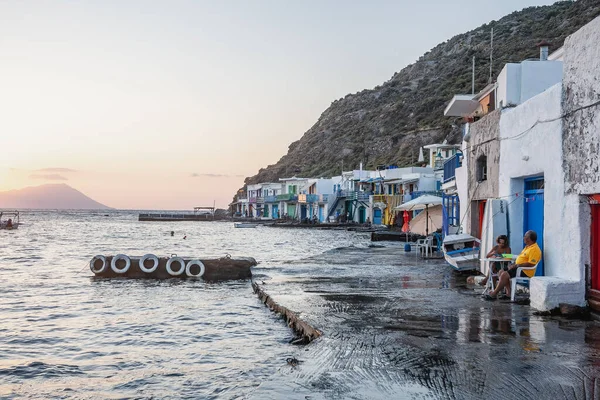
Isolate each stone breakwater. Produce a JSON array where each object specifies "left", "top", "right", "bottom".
[{"left": 253, "top": 282, "right": 321, "bottom": 345}]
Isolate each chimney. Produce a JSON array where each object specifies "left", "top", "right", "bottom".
[{"left": 537, "top": 40, "right": 551, "bottom": 61}]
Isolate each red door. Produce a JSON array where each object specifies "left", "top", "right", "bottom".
[
  {"left": 590, "top": 202, "right": 600, "bottom": 310},
  {"left": 477, "top": 200, "right": 487, "bottom": 239}
]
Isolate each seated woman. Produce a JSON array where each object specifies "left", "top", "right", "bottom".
[{"left": 478, "top": 235, "right": 511, "bottom": 287}]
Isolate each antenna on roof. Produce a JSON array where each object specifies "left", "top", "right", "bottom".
[
  {"left": 472, "top": 56, "right": 475, "bottom": 95},
  {"left": 489, "top": 28, "right": 494, "bottom": 84}
]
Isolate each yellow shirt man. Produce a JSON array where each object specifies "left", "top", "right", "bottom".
[{"left": 515, "top": 243, "right": 542, "bottom": 277}]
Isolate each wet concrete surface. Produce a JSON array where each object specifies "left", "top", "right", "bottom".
[{"left": 250, "top": 244, "right": 600, "bottom": 399}]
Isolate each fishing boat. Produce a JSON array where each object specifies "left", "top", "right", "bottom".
[
  {"left": 234, "top": 222, "right": 258, "bottom": 228},
  {"left": 0, "top": 211, "right": 20, "bottom": 230},
  {"left": 442, "top": 233, "right": 481, "bottom": 271}
]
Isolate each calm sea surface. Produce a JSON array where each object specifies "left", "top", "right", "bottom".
[{"left": 0, "top": 210, "right": 369, "bottom": 399}]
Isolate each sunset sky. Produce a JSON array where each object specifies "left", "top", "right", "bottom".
[{"left": 0, "top": 0, "right": 554, "bottom": 210}]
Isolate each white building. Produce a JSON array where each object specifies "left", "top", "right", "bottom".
[
  {"left": 496, "top": 51, "right": 563, "bottom": 108},
  {"left": 485, "top": 22, "right": 599, "bottom": 311}
]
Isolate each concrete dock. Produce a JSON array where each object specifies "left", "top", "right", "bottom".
[{"left": 250, "top": 245, "right": 600, "bottom": 399}]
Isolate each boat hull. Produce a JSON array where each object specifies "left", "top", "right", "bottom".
[
  {"left": 443, "top": 234, "right": 481, "bottom": 272},
  {"left": 235, "top": 223, "right": 258, "bottom": 228}
]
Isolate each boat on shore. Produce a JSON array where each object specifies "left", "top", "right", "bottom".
[
  {"left": 442, "top": 233, "right": 481, "bottom": 271},
  {"left": 0, "top": 211, "right": 20, "bottom": 230},
  {"left": 234, "top": 222, "right": 258, "bottom": 228}
]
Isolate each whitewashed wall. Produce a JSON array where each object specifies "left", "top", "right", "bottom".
[
  {"left": 499, "top": 83, "right": 585, "bottom": 309},
  {"left": 455, "top": 139, "right": 469, "bottom": 234},
  {"left": 496, "top": 61, "right": 563, "bottom": 108}
]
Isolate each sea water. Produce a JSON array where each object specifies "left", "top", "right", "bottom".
[{"left": 0, "top": 210, "right": 369, "bottom": 399}]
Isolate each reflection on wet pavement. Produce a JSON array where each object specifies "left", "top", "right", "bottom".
[{"left": 250, "top": 244, "right": 600, "bottom": 399}]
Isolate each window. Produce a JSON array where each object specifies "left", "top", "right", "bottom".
[{"left": 476, "top": 155, "right": 487, "bottom": 182}]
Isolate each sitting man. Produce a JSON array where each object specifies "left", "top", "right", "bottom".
[{"left": 484, "top": 230, "right": 541, "bottom": 301}]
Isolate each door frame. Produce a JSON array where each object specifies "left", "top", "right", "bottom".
[
  {"left": 589, "top": 201, "right": 600, "bottom": 309},
  {"left": 523, "top": 176, "right": 544, "bottom": 276}
]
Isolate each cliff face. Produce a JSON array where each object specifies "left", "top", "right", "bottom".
[{"left": 244, "top": 0, "right": 600, "bottom": 186}]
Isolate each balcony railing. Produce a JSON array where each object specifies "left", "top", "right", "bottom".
[
  {"left": 297, "top": 194, "right": 320, "bottom": 203},
  {"left": 256, "top": 197, "right": 264, "bottom": 203},
  {"left": 248, "top": 197, "right": 257, "bottom": 204},
  {"left": 276, "top": 193, "right": 298, "bottom": 202},
  {"left": 264, "top": 195, "right": 278, "bottom": 203},
  {"left": 443, "top": 154, "right": 462, "bottom": 183},
  {"left": 320, "top": 194, "right": 330, "bottom": 203},
  {"left": 337, "top": 190, "right": 372, "bottom": 201}
]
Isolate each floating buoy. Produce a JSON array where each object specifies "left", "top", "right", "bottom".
[
  {"left": 166, "top": 257, "right": 186, "bottom": 276},
  {"left": 90, "top": 255, "right": 107, "bottom": 274},
  {"left": 139, "top": 254, "right": 159, "bottom": 273},
  {"left": 111, "top": 254, "right": 131, "bottom": 274},
  {"left": 185, "top": 260, "right": 205, "bottom": 278}
]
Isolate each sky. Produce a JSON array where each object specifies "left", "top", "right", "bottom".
[{"left": 0, "top": 0, "right": 556, "bottom": 210}]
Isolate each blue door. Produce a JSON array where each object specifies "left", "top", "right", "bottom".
[
  {"left": 373, "top": 208, "right": 382, "bottom": 225},
  {"left": 524, "top": 178, "right": 544, "bottom": 276},
  {"left": 272, "top": 204, "right": 279, "bottom": 219},
  {"left": 300, "top": 205, "right": 307, "bottom": 220},
  {"left": 318, "top": 206, "right": 324, "bottom": 222}
]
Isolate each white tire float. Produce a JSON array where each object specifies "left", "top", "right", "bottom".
[
  {"left": 139, "top": 254, "right": 159, "bottom": 273},
  {"left": 111, "top": 254, "right": 131, "bottom": 274},
  {"left": 166, "top": 257, "right": 186, "bottom": 276},
  {"left": 90, "top": 255, "right": 107, "bottom": 274},
  {"left": 185, "top": 260, "right": 205, "bottom": 278}
]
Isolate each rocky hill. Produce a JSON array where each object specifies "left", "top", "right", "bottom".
[
  {"left": 243, "top": 0, "right": 600, "bottom": 187},
  {"left": 0, "top": 183, "right": 111, "bottom": 209}
]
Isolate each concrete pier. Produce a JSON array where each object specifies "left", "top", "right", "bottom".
[
  {"left": 249, "top": 245, "right": 600, "bottom": 399},
  {"left": 91, "top": 255, "right": 256, "bottom": 281}
]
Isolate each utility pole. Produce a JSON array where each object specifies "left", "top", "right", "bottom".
[
  {"left": 489, "top": 28, "right": 494, "bottom": 84},
  {"left": 472, "top": 56, "right": 475, "bottom": 95}
]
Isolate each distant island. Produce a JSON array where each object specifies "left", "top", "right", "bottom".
[{"left": 0, "top": 183, "right": 111, "bottom": 210}]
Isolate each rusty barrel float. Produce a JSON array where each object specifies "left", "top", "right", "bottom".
[{"left": 90, "top": 254, "right": 256, "bottom": 281}]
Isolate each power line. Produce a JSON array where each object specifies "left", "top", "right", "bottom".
[{"left": 460, "top": 98, "right": 600, "bottom": 155}]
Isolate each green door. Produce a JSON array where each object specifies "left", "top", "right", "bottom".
[
  {"left": 287, "top": 204, "right": 296, "bottom": 218},
  {"left": 358, "top": 206, "right": 366, "bottom": 224}
]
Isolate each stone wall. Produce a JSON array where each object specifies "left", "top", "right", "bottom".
[
  {"left": 467, "top": 110, "right": 501, "bottom": 201},
  {"left": 463, "top": 110, "right": 501, "bottom": 237},
  {"left": 562, "top": 15, "right": 600, "bottom": 194}
]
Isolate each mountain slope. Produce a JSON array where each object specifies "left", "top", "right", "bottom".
[
  {"left": 0, "top": 184, "right": 111, "bottom": 209},
  {"left": 244, "top": 0, "right": 600, "bottom": 186}
]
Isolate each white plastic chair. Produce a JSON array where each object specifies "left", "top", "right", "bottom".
[
  {"left": 510, "top": 262, "right": 539, "bottom": 302},
  {"left": 416, "top": 236, "right": 434, "bottom": 258}
]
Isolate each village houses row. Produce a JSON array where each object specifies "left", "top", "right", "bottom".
[{"left": 232, "top": 16, "right": 600, "bottom": 313}]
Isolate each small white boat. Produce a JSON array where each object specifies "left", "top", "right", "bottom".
[
  {"left": 234, "top": 222, "right": 258, "bottom": 228},
  {"left": 0, "top": 211, "right": 20, "bottom": 230},
  {"left": 443, "top": 233, "right": 481, "bottom": 271}
]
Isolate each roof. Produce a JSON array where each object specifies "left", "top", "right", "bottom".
[
  {"left": 278, "top": 177, "right": 308, "bottom": 182},
  {"left": 443, "top": 94, "right": 479, "bottom": 117},
  {"left": 474, "top": 83, "right": 497, "bottom": 100},
  {"left": 359, "top": 177, "right": 384, "bottom": 183},
  {"left": 423, "top": 143, "right": 461, "bottom": 150}
]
